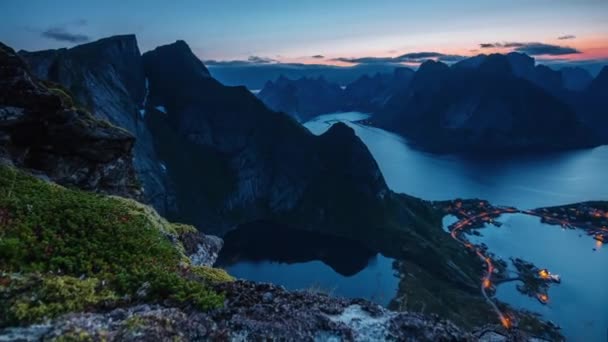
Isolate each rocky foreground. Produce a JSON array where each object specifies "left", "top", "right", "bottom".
[{"left": 1, "top": 280, "right": 540, "bottom": 342}]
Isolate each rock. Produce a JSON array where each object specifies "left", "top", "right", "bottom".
[
  {"left": 19, "top": 35, "right": 176, "bottom": 216},
  {"left": 1, "top": 280, "right": 476, "bottom": 341},
  {"left": 0, "top": 42, "right": 140, "bottom": 198},
  {"left": 179, "top": 231, "right": 223, "bottom": 266},
  {"left": 141, "top": 40, "right": 400, "bottom": 237},
  {"left": 262, "top": 292, "right": 274, "bottom": 303}
]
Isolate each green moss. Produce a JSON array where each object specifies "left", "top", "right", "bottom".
[
  {"left": 171, "top": 223, "right": 198, "bottom": 235},
  {"left": 0, "top": 165, "right": 225, "bottom": 326},
  {"left": 50, "top": 330, "right": 93, "bottom": 342},
  {"left": 191, "top": 265, "right": 234, "bottom": 283},
  {"left": 1, "top": 274, "right": 117, "bottom": 324},
  {"left": 47, "top": 87, "right": 75, "bottom": 108}
]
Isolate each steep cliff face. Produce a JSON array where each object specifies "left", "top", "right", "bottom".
[
  {"left": 142, "top": 41, "right": 393, "bottom": 235},
  {"left": 0, "top": 42, "right": 139, "bottom": 198},
  {"left": 576, "top": 66, "right": 608, "bottom": 140},
  {"left": 19, "top": 35, "right": 175, "bottom": 214}
]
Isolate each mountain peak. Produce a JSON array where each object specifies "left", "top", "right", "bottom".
[
  {"left": 418, "top": 59, "right": 448, "bottom": 71},
  {"left": 144, "top": 40, "right": 211, "bottom": 78}
]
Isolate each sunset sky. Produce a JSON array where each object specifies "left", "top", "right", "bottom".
[{"left": 2, "top": 0, "right": 607, "bottom": 66}]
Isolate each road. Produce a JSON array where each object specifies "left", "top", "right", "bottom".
[{"left": 449, "top": 209, "right": 514, "bottom": 329}]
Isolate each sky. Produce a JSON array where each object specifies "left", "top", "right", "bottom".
[{"left": 1, "top": 0, "right": 607, "bottom": 67}]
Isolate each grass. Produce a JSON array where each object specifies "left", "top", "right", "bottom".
[{"left": 0, "top": 165, "right": 231, "bottom": 327}]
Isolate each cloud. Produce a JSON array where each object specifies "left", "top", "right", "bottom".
[
  {"left": 41, "top": 27, "right": 90, "bottom": 43},
  {"left": 311, "top": 55, "right": 324, "bottom": 59},
  {"left": 204, "top": 55, "right": 279, "bottom": 66},
  {"left": 514, "top": 43, "right": 580, "bottom": 56},
  {"left": 478, "top": 41, "right": 580, "bottom": 55},
  {"left": 40, "top": 20, "right": 90, "bottom": 43},
  {"left": 502, "top": 42, "right": 525, "bottom": 48},
  {"left": 247, "top": 55, "right": 277, "bottom": 64},
  {"left": 480, "top": 42, "right": 525, "bottom": 49},
  {"left": 332, "top": 51, "right": 467, "bottom": 65},
  {"left": 558, "top": 34, "right": 576, "bottom": 40}
]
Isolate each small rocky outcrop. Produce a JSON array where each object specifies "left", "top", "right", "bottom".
[
  {"left": 0, "top": 42, "right": 139, "bottom": 198},
  {"left": 179, "top": 229, "right": 223, "bottom": 266}
]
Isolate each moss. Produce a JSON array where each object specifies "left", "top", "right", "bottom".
[
  {"left": 0, "top": 165, "right": 226, "bottom": 326},
  {"left": 172, "top": 223, "right": 198, "bottom": 235},
  {"left": 50, "top": 330, "right": 93, "bottom": 342},
  {"left": 191, "top": 266, "right": 234, "bottom": 284},
  {"left": 123, "top": 316, "right": 144, "bottom": 332},
  {"left": 1, "top": 274, "right": 117, "bottom": 325},
  {"left": 47, "top": 87, "right": 75, "bottom": 108}
]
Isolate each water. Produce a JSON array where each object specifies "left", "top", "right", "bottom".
[
  {"left": 220, "top": 111, "right": 608, "bottom": 339},
  {"left": 466, "top": 214, "right": 608, "bottom": 341},
  {"left": 305, "top": 112, "right": 608, "bottom": 209},
  {"left": 217, "top": 222, "right": 399, "bottom": 306}
]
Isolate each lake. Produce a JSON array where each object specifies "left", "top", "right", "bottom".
[
  {"left": 466, "top": 214, "right": 608, "bottom": 341},
  {"left": 220, "top": 112, "right": 608, "bottom": 339}
]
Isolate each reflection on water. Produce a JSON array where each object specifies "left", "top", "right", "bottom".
[
  {"left": 217, "top": 221, "right": 399, "bottom": 306},
  {"left": 305, "top": 112, "right": 608, "bottom": 209},
  {"left": 466, "top": 214, "right": 608, "bottom": 341},
  {"left": 219, "top": 112, "right": 608, "bottom": 337}
]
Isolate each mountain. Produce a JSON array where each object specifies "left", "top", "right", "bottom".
[
  {"left": 19, "top": 35, "right": 176, "bottom": 215},
  {"left": 1, "top": 37, "right": 565, "bottom": 338},
  {"left": 208, "top": 62, "right": 399, "bottom": 89},
  {"left": 0, "top": 41, "right": 488, "bottom": 341},
  {"left": 141, "top": 40, "right": 396, "bottom": 237},
  {"left": 576, "top": 66, "right": 608, "bottom": 139},
  {"left": 257, "top": 75, "right": 345, "bottom": 121},
  {"left": 0, "top": 42, "right": 139, "bottom": 198},
  {"left": 375, "top": 55, "right": 597, "bottom": 152},
  {"left": 560, "top": 66, "right": 593, "bottom": 91},
  {"left": 257, "top": 67, "right": 416, "bottom": 121},
  {"left": 344, "top": 67, "right": 415, "bottom": 113}
]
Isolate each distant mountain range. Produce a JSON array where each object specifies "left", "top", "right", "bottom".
[
  {"left": 257, "top": 52, "right": 607, "bottom": 153},
  {"left": 208, "top": 63, "right": 400, "bottom": 89}
]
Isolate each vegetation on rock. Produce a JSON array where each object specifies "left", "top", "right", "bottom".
[{"left": 0, "top": 165, "right": 230, "bottom": 327}]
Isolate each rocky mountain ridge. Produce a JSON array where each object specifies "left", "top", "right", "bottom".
[
  {"left": 19, "top": 35, "right": 176, "bottom": 215},
  {"left": 0, "top": 42, "right": 139, "bottom": 198}
]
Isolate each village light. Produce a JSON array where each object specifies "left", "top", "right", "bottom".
[{"left": 538, "top": 269, "right": 550, "bottom": 279}]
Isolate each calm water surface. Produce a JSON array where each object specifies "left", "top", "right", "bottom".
[
  {"left": 221, "top": 112, "right": 608, "bottom": 339},
  {"left": 466, "top": 214, "right": 608, "bottom": 341}
]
